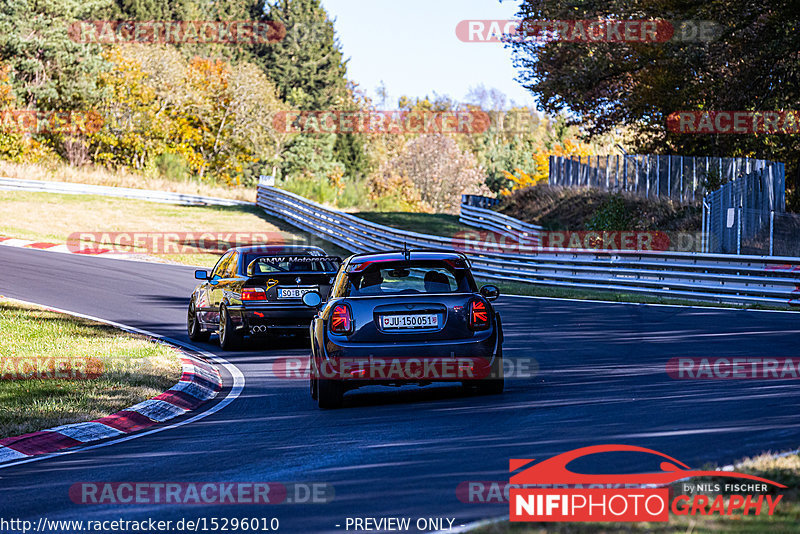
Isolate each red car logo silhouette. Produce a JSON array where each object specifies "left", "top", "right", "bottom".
[{"left": 510, "top": 444, "right": 786, "bottom": 488}]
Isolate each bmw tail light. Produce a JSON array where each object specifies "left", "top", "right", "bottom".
[
  {"left": 241, "top": 288, "right": 267, "bottom": 301},
  {"left": 469, "top": 299, "right": 490, "bottom": 330},
  {"left": 331, "top": 304, "right": 353, "bottom": 334}
]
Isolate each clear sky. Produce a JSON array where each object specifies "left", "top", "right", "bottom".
[{"left": 319, "top": 0, "right": 534, "bottom": 109}]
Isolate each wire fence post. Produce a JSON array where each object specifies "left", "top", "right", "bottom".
[
  {"left": 667, "top": 156, "right": 672, "bottom": 197},
  {"left": 769, "top": 210, "right": 774, "bottom": 256},
  {"left": 736, "top": 202, "right": 742, "bottom": 255},
  {"left": 646, "top": 156, "right": 650, "bottom": 198},
  {"left": 595, "top": 155, "right": 600, "bottom": 186},
  {"left": 679, "top": 156, "right": 684, "bottom": 202},
  {"left": 692, "top": 158, "right": 697, "bottom": 201},
  {"left": 701, "top": 198, "right": 707, "bottom": 253},
  {"left": 605, "top": 155, "right": 610, "bottom": 189},
  {"left": 623, "top": 155, "right": 628, "bottom": 191},
  {"left": 656, "top": 156, "right": 660, "bottom": 196}
]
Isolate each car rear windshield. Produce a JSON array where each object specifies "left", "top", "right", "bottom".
[
  {"left": 246, "top": 255, "right": 339, "bottom": 274},
  {"left": 344, "top": 261, "right": 475, "bottom": 296}
]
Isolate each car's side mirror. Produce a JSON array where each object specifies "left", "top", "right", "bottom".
[
  {"left": 195, "top": 270, "right": 210, "bottom": 280},
  {"left": 302, "top": 291, "right": 322, "bottom": 308},
  {"left": 479, "top": 284, "right": 500, "bottom": 301}
]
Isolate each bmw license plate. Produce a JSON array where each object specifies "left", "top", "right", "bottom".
[
  {"left": 381, "top": 314, "right": 438, "bottom": 330},
  {"left": 278, "top": 287, "right": 313, "bottom": 299}
]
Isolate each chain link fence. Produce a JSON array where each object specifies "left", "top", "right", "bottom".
[
  {"left": 702, "top": 164, "right": 788, "bottom": 255},
  {"left": 549, "top": 154, "right": 793, "bottom": 256},
  {"left": 549, "top": 155, "right": 782, "bottom": 203}
]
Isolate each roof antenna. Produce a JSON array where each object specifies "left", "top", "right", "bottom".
[{"left": 403, "top": 241, "right": 410, "bottom": 260}]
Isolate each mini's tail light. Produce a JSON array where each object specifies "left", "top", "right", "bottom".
[
  {"left": 330, "top": 304, "right": 353, "bottom": 334},
  {"left": 469, "top": 299, "right": 490, "bottom": 330},
  {"left": 241, "top": 287, "right": 267, "bottom": 301}
]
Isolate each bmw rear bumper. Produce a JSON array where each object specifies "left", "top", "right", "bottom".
[{"left": 227, "top": 304, "right": 316, "bottom": 334}]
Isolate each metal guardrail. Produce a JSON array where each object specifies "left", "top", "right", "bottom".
[
  {"left": 0, "top": 177, "right": 251, "bottom": 206},
  {"left": 258, "top": 185, "right": 800, "bottom": 308},
  {"left": 459, "top": 195, "right": 542, "bottom": 245}
]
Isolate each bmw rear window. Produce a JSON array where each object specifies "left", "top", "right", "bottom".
[
  {"left": 345, "top": 261, "right": 475, "bottom": 296},
  {"left": 246, "top": 255, "right": 339, "bottom": 274}
]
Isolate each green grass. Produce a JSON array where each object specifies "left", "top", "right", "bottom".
[
  {"left": 353, "top": 211, "right": 473, "bottom": 239},
  {"left": 0, "top": 190, "right": 351, "bottom": 268},
  {"left": 474, "top": 450, "right": 800, "bottom": 534},
  {"left": 0, "top": 298, "right": 182, "bottom": 437}
]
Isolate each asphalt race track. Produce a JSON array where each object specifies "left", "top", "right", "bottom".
[{"left": 1, "top": 245, "right": 799, "bottom": 533}]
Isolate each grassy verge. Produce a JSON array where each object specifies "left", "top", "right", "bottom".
[
  {"left": 497, "top": 186, "right": 701, "bottom": 233},
  {"left": 353, "top": 211, "right": 472, "bottom": 239},
  {"left": 0, "top": 160, "right": 256, "bottom": 202},
  {"left": 0, "top": 298, "right": 182, "bottom": 437},
  {"left": 0, "top": 190, "right": 350, "bottom": 268},
  {"left": 474, "top": 450, "right": 800, "bottom": 534}
]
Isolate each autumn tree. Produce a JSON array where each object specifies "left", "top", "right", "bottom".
[
  {"left": 510, "top": 0, "right": 800, "bottom": 200},
  {"left": 381, "top": 135, "right": 490, "bottom": 213},
  {"left": 90, "top": 44, "right": 286, "bottom": 184}
]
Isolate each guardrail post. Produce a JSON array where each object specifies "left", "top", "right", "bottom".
[{"left": 769, "top": 210, "right": 774, "bottom": 256}]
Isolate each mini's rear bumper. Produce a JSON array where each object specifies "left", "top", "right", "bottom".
[{"left": 316, "top": 329, "right": 500, "bottom": 384}]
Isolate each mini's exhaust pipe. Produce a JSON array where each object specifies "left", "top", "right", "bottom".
[{"left": 250, "top": 325, "right": 268, "bottom": 333}]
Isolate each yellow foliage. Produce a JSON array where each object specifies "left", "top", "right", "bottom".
[
  {"left": 500, "top": 137, "right": 594, "bottom": 195},
  {"left": 0, "top": 63, "right": 15, "bottom": 109}
]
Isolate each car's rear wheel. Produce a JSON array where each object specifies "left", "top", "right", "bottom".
[
  {"left": 317, "top": 378, "right": 343, "bottom": 409},
  {"left": 218, "top": 305, "right": 241, "bottom": 350},
  {"left": 187, "top": 301, "right": 210, "bottom": 342}
]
